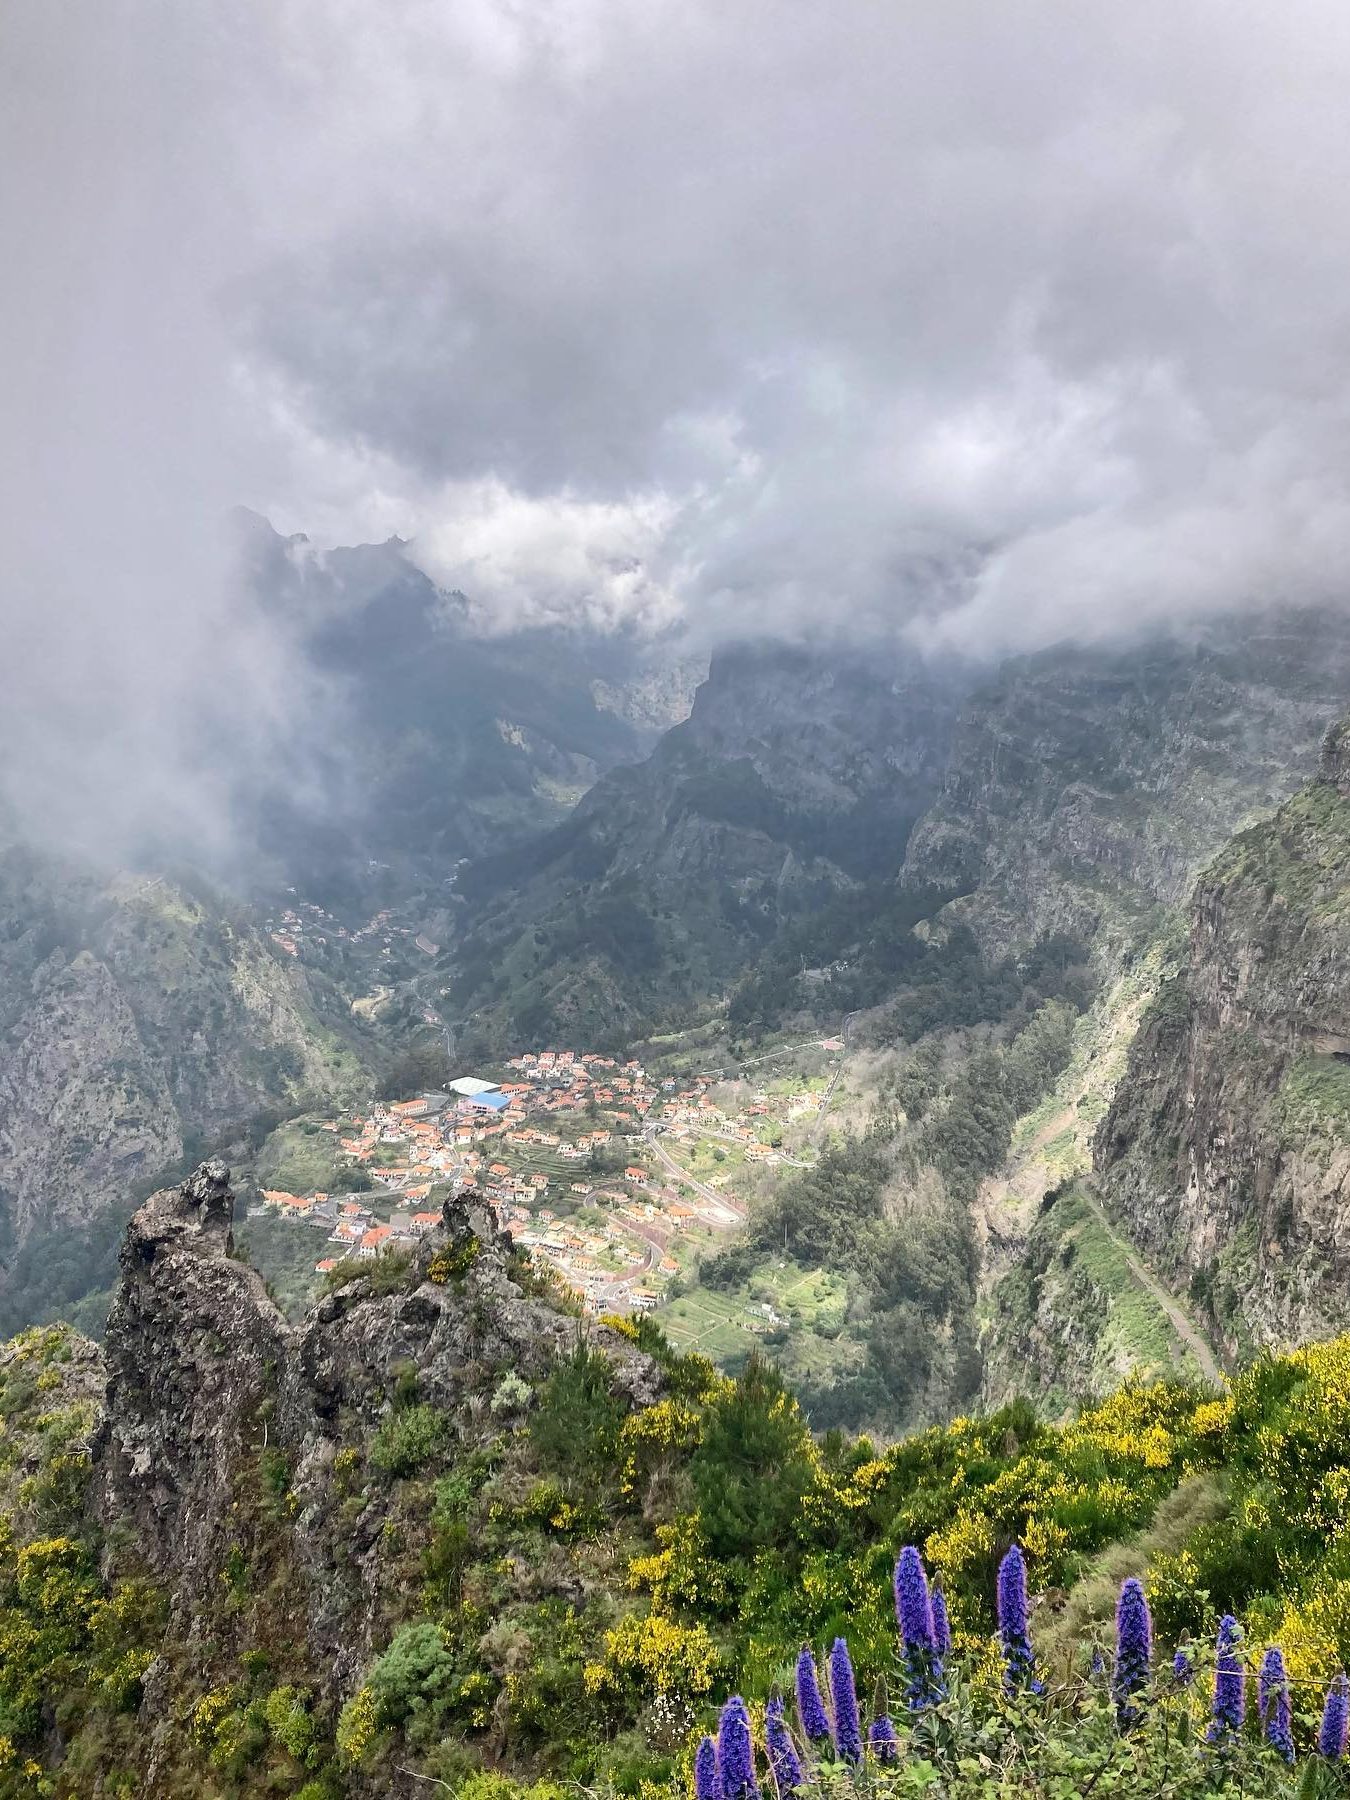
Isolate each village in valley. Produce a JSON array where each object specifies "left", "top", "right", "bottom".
[{"left": 241, "top": 1039, "right": 845, "bottom": 1334}]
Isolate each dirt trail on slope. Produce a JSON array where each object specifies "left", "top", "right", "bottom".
[
  {"left": 1082, "top": 1189, "right": 1222, "bottom": 1385},
  {"left": 977, "top": 975, "right": 1158, "bottom": 1284}
]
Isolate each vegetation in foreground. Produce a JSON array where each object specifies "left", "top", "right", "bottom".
[
  {"left": 11, "top": 1311, "right": 1350, "bottom": 1792},
  {"left": 694, "top": 1540, "right": 1350, "bottom": 1796}
]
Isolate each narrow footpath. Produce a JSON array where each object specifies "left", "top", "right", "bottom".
[{"left": 1083, "top": 1191, "right": 1222, "bottom": 1385}]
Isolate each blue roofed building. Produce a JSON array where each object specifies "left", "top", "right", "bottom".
[{"left": 458, "top": 1090, "right": 510, "bottom": 1113}]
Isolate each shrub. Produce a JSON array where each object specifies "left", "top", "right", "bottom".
[
  {"left": 335, "top": 1686, "right": 380, "bottom": 1766},
  {"left": 490, "top": 1371, "right": 532, "bottom": 1416},
  {"left": 584, "top": 1611, "right": 720, "bottom": 1710},
  {"left": 531, "top": 1341, "right": 627, "bottom": 1487},
  {"left": 323, "top": 1248, "right": 414, "bottom": 1295},
  {"left": 690, "top": 1353, "right": 815, "bottom": 1559},
  {"left": 366, "top": 1621, "right": 457, "bottom": 1728},
  {"left": 263, "top": 1684, "right": 316, "bottom": 1762},
  {"left": 370, "top": 1403, "right": 448, "bottom": 1478}
]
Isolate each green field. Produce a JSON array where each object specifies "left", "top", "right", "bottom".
[
  {"left": 254, "top": 1118, "right": 355, "bottom": 1195},
  {"left": 655, "top": 1258, "right": 848, "bottom": 1367}
]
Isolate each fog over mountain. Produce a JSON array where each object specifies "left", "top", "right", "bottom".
[{"left": 9, "top": 0, "right": 1350, "bottom": 860}]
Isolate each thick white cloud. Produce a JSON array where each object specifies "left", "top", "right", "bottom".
[
  {"left": 235, "top": 0, "right": 1350, "bottom": 646},
  {"left": 8, "top": 0, "right": 1350, "bottom": 855},
  {"left": 413, "top": 482, "right": 683, "bottom": 636}
]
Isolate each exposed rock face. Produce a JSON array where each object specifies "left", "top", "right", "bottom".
[
  {"left": 902, "top": 610, "right": 1350, "bottom": 960},
  {"left": 0, "top": 850, "right": 369, "bottom": 1283},
  {"left": 0, "top": 949, "right": 183, "bottom": 1246},
  {"left": 1095, "top": 718, "right": 1350, "bottom": 1357},
  {"left": 454, "top": 641, "right": 964, "bottom": 1045},
  {"left": 98, "top": 1160, "right": 289, "bottom": 1610},
  {"left": 96, "top": 1163, "right": 662, "bottom": 1780}
]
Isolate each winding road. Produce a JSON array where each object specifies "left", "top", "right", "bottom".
[
  {"left": 811, "top": 1011, "right": 858, "bottom": 1144},
  {"left": 643, "top": 1123, "right": 747, "bottom": 1220}
]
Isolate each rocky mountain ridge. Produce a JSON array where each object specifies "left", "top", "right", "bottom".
[
  {"left": 9, "top": 1162, "right": 668, "bottom": 1794},
  {"left": 1094, "top": 715, "right": 1350, "bottom": 1361},
  {"left": 235, "top": 510, "right": 701, "bottom": 900},
  {"left": 100, "top": 1166, "right": 660, "bottom": 1766},
  {"left": 902, "top": 608, "right": 1350, "bottom": 961},
  {"left": 450, "top": 641, "right": 963, "bottom": 1049},
  {"left": 0, "top": 852, "right": 371, "bottom": 1328}
]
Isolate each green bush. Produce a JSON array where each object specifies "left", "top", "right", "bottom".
[
  {"left": 370, "top": 1403, "right": 449, "bottom": 1478},
  {"left": 263, "top": 1684, "right": 316, "bottom": 1762},
  {"left": 530, "top": 1341, "right": 627, "bottom": 1488},
  {"left": 691, "top": 1352, "right": 816, "bottom": 1561},
  {"left": 366, "top": 1621, "right": 458, "bottom": 1729}
]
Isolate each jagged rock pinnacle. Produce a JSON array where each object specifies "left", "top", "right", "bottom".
[{"left": 180, "top": 1158, "right": 233, "bottom": 1228}]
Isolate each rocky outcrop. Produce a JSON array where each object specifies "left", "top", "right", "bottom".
[
  {"left": 1095, "top": 719, "right": 1350, "bottom": 1357},
  {"left": 902, "top": 609, "right": 1350, "bottom": 961},
  {"left": 95, "top": 1162, "right": 662, "bottom": 1778},
  {"left": 0, "top": 949, "right": 184, "bottom": 1246}
]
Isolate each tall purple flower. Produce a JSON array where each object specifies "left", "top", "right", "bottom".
[
  {"left": 1320, "top": 1676, "right": 1349, "bottom": 1759},
  {"left": 932, "top": 1587, "right": 952, "bottom": 1657},
  {"left": 894, "top": 1546, "right": 946, "bottom": 1708},
  {"left": 1113, "top": 1578, "right": 1153, "bottom": 1725},
  {"left": 1258, "top": 1647, "right": 1294, "bottom": 1763},
  {"left": 794, "top": 1648, "right": 830, "bottom": 1744},
  {"left": 1207, "top": 1615, "right": 1246, "bottom": 1744},
  {"left": 764, "top": 1695, "right": 803, "bottom": 1795},
  {"left": 868, "top": 1675, "right": 898, "bottom": 1764},
  {"left": 868, "top": 1716, "right": 899, "bottom": 1763},
  {"left": 828, "top": 1638, "right": 863, "bottom": 1766},
  {"left": 1173, "top": 1648, "right": 1194, "bottom": 1686},
  {"left": 718, "top": 1697, "right": 760, "bottom": 1800},
  {"left": 996, "top": 1544, "right": 1041, "bottom": 1695},
  {"left": 695, "top": 1736, "right": 721, "bottom": 1800}
]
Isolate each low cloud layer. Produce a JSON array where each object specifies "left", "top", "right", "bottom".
[{"left": 8, "top": 0, "right": 1350, "bottom": 859}]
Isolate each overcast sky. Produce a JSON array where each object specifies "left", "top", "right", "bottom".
[{"left": 7, "top": 0, "right": 1350, "bottom": 857}]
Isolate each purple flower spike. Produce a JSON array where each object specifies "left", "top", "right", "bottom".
[
  {"left": 828, "top": 1637, "right": 863, "bottom": 1766},
  {"left": 894, "top": 1547, "right": 935, "bottom": 1648},
  {"left": 695, "top": 1736, "right": 720, "bottom": 1800},
  {"left": 718, "top": 1697, "right": 760, "bottom": 1800},
  {"left": 765, "top": 1695, "right": 803, "bottom": 1794},
  {"left": 795, "top": 1648, "right": 830, "bottom": 1744},
  {"left": 1258, "top": 1647, "right": 1294, "bottom": 1763},
  {"left": 1173, "top": 1648, "right": 1194, "bottom": 1686},
  {"left": 996, "top": 1544, "right": 1041, "bottom": 1695},
  {"left": 932, "top": 1587, "right": 952, "bottom": 1657},
  {"left": 868, "top": 1715, "right": 899, "bottom": 1764},
  {"left": 1113, "top": 1578, "right": 1152, "bottom": 1725},
  {"left": 1207, "top": 1615, "right": 1246, "bottom": 1744},
  {"left": 894, "top": 1546, "right": 946, "bottom": 1709},
  {"left": 1320, "top": 1676, "right": 1349, "bottom": 1760}
]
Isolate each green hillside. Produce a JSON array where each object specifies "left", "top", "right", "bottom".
[{"left": 12, "top": 1262, "right": 1350, "bottom": 1794}]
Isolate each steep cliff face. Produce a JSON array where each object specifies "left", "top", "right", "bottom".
[
  {"left": 0, "top": 852, "right": 370, "bottom": 1296},
  {"left": 902, "top": 610, "right": 1350, "bottom": 960},
  {"left": 93, "top": 1165, "right": 662, "bottom": 1793},
  {"left": 1096, "top": 718, "right": 1350, "bottom": 1357},
  {"left": 452, "top": 642, "right": 962, "bottom": 1047}
]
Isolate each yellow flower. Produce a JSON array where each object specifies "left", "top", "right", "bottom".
[
  {"left": 618, "top": 1400, "right": 702, "bottom": 1496},
  {"left": 926, "top": 1509, "right": 996, "bottom": 1582},
  {"left": 336, "top": 1686, "right": 381, "bottom": 1765},
  {"left": 585, "top": 1611, "right": 718, "bottom": 1701},
  {"left": 1022, "top": 1516, "right": 1070, "bottom": 1566}
]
